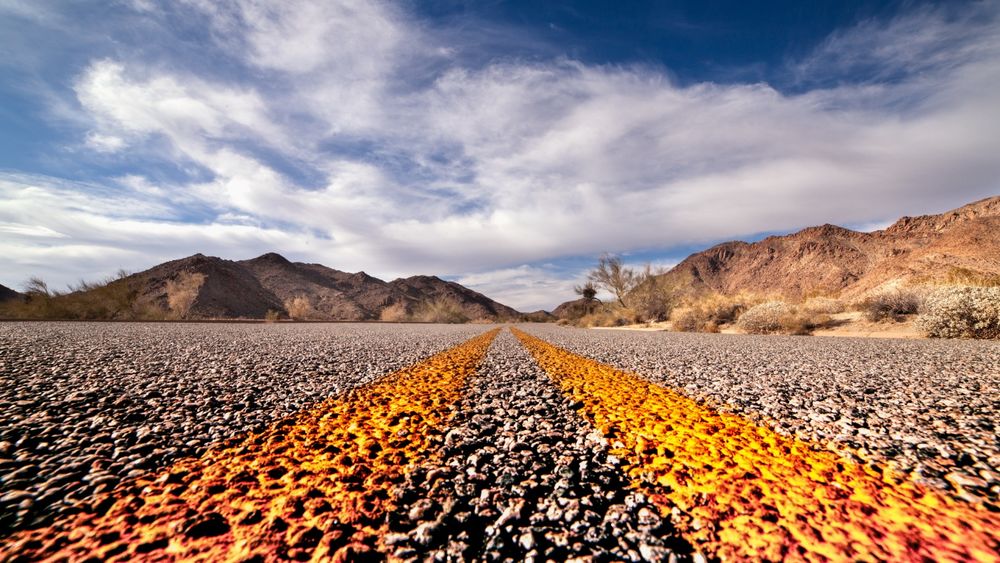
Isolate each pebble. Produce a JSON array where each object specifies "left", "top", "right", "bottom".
[
  {"left": 526, "top": 325, "right": 1000, "bottom": 504},
  {"left": 0, "top": 321, "right": 485, "bottom": 534}
]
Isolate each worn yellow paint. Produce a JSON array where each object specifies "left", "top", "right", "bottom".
[
  {"left": 513, "top": 328, "right": 1000, "bottom": 562},
  {"left": 4, "top": 329, "right": 499, "bottom": 563}
]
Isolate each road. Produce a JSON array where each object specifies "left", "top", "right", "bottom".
[{"left": 1, "top": 323, "right": 997, "bottom": 561}]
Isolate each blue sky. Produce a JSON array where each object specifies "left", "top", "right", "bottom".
[{"left": 1, "top": 0, "right": 998, "bottom": 310}]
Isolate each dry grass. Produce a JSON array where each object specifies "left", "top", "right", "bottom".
[
  {"left": 166, "top": 272, "right": 205, "bottom": 319},
  {"left": 379, "top": 302, "right": 409, "bottom": 322},
  {"left": 414, "top": 298, "right": 469, "bottom": 324},
  {"left": 283, "top": 295, "right": 313, "bottom": 321},
  {"left": 0, "top": 271, "right": 158, "bottom": 320},
  {"left": 671, "top": 293, "right": 760, "bottom": 333}
]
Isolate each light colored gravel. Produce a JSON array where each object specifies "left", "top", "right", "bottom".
[
  {"left": 521, "top": 324, "right": 1000, "bottom": 506},
  {"left": 0, "top": 321, "right": 490, "bottom": 533}
]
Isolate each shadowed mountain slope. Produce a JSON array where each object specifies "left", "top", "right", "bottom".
[
  {"left": 0, "top": 284, "right": 21, "bottom": 302},
  {"left": 118, "top": 253, "right": 521, "bottom": 321}
]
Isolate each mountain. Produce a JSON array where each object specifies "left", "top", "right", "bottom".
[
  {"left": 654, "top": 196, "right": 1000, "bottom": 300},
  {"left": 118, "top": 252, "right": 521, "bottom": 321},
  {"left": 389, "top": 275, "right": 521, "bottom": 320},
  {"left": 0, "top": 284, "right": 21, "bottom": 302},
  {"left": 132, "top": 254, "right": 285, "bottom": 318},
  {"left": 551, "top": 298, "right": 593, "bottom": 320}
]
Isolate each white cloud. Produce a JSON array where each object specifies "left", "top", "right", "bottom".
[{"left": 2, "top": 1, "right": 1000, "bottom": 309}]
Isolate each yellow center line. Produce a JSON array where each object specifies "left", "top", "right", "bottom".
[
  {"left": 4, "top": 329, "right": 499, "bottom": 563},
  {"left": 513, "top": 328, "right": 1000, "bottom": 562}
]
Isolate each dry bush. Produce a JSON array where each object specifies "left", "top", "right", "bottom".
[
  {"left": 3, "top": 271, "right": 147, "bottom": 320},
  {"left": 736, "top": 301, "right": 826, "bottom": 335},
  {"left": 264, "top": 309, "right": 282, "bottom": 322},
  {"left": 284, "top": 295, "right": 313, "bottom": 320},
  {"left": 802, "top": 296, "right": 845, "bottom": 315},
  {"left": 415, "top": 298, "right": 469, "bottom": 324},
  {"left": 577, "top": 307, "right": 633, "bottom": 328},
  {"left": 737, "top": 301, "right": 794, "bottom": 334},
  {"left": 379, "top": 302, "right": 410, "bottom": 322},
  {"left": 859, "top": 288, "right": 921, "bottom": 322},
  {"left": 670, "top": 293, "right": 754, "bottom": 332},
  {"left": 166, "top": 272, "right": 205, "bottom": 319},
  {"left": 628, "top": 267, "right": 677, "bottom": 322},
  {"left": 917, "top": 286, "right": 1000, "bottom": 339}
]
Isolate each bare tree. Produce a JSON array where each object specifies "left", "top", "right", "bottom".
[
  {"left": 587, "top": 254, "right": 638, "bottom": 307},
  {"left": 574, "top": 281, "right": 599, "bottom": 315},
  {"left": 23, "top": 277, "right": 52, "bottom": 297}
]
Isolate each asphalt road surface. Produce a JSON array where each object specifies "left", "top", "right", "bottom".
[{"left": 1, "top": 322, "right": 997, "bottom": 562}]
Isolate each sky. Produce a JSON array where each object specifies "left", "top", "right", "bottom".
[{"left": 1, "top": 0, "right": 998, "bottom": 311}]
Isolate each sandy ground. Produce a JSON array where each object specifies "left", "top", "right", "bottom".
[{"left": 592, "top": 312, "right": 926, "bottom": 339}]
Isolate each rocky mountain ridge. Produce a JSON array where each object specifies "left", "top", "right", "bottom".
[
  {"left": 655, "top": 195, "right": 1000, "bottom": 300},
  {"left": 115, "top": 253, "right": 521, "bottom": 321}
]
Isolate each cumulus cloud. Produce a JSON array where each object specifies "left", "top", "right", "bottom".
[{"left": 1, "top": 1, "right": 999, "bottom": 309}]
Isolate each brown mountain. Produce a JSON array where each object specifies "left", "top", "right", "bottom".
[
  {"left": 654, "top": 195, "right": 1000, "bottom": 300},
  {"left": 389, "top": 275, "right": 521, "bottom": 320},
  {"left": 551, "top": 298, "right": 594, "bottom": 320},
  {"left": 122, "top": 252, "right": 520, "bottom": 321}
]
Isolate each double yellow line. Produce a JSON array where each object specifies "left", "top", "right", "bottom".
[
  {"left": 513, "top": 328, "right": 1000, "bottom": 562},
  {"left": 4, "top": 329, "right": 498, "bottom": 562},
  {"left": 6, "top": 327, "right": 997, "bottom": 562}
]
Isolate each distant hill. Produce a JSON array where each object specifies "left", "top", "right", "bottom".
[
  {"left": 0, "top": 284, "right": 21, "bottom": 302},
  {"left": 653, "top": 196, "right": 1000, "bottom": 300},
  {"left": 114, "top": 252, "right": 522, "bottom": 321},
  {"left": 551, "top": 298, "right": 593, "bottom": 320}
]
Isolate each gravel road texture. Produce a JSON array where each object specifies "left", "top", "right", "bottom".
[
  {"left": 0, "top": 322, "right": 488, "bottom": 533},
  {"left": 383, "top": 330, "right": 694, "bottom": 562},
  {"left": 1, "top": 322, "right": 997, "bottom": 562},
  {"left": 521, "top": 325, "right": 1000, "bottom": 506}
]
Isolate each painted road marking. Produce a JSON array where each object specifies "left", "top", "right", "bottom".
[
  {"left": 3, "top": 329, "right": 498, "bottom": 563},
  {"left": 513, "top": 328, "right": 1000, "bottom": 562}
]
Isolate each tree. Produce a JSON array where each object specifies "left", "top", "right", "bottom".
[
  {"left": 24, "top": 277, "right": 52, "bottom": 297},
  {"left": 574, "top": 281, "right": 599, "bottom": 315},
  {"left": 587, "top": 254, "right": 638, "bottom": 307}
]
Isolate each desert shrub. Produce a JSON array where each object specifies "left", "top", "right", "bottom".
[
  {"left": 166, "top": 272, "right": 205, "bottom": 319},
  {"left": 415, "top": 298, "right": 469, "bottom": 324},
  {"left": 737, "top": 301, "right": 833, "bottom": 335},
  {"left": 670, "top": 307, "right": 712, "bottom": 333},
  {"left": 577, "top": 307, "right": 634, "bottom": 328},
  {"left": 284, "top": 295, "right": 313, "bottom": 320},
  {"left": 916, "top": 286, "right": 1000, "bottom": 339},
  {"left": 1, "top": 271, "right": 146, "bottom": 320},
  {"left": 379, "top": 302, "right": 409, "bottom": 322},
  {"left": 670, "top": 293, "right": 753, "bottom": 332},
  {"left": 627, "top": 268, "right": 676, "bottom": 322},
  {"left": 264, "top": 309, "right": 282, "bottom": 322},
  {"left": 803, "top": 297, "right": 846, "bottom": 315},
  {"left": 859, "top": 289, "right": 921, "bottom": 322},
  {"left": 736, "top": 301, "right": 794, "bottom": 334}
]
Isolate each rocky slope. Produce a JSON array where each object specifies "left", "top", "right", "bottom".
[
  {"left": 113, "top": 253, "right": 520, "bottom": 321},
  {"left": 654, "top": 195, "right": 1000, "bottom": 300},
  {"left": 0, "top": 284, "right": 20, "bottom": 302}
]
